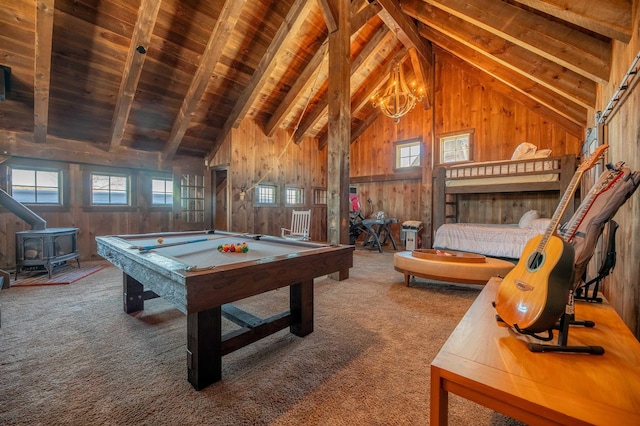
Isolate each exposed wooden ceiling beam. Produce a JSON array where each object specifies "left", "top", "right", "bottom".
[
  {"left": 265, "top": 43, "right": 328, "bottom": 137},
  {"left": 413, "top": 0, "right": 610, "bottom": 84},
  {"left": 265, "top": 0, "right": 380, "bottom": 138},
  {"left": 375, "top": 0, "right": 433, "bottom": 67},
  {"left": 510, "top": 0, "right": 632, "bottom": 43},
  {"left": 205, "top": 0, "right": 314, "bottom": 163},
  {"left": 376, "top": 0, "right": 433, "bottom": 110},
  {"left": 438, "top": 47, "right": 584, "bottom": 137},
  {"left": 418, "top": 23, "right": 587, "bottom": 127},
  {"left": 33, "top": 0, "right": 55, "bottom": 144},
  {"left": 350, "top": 108, "right": 382, "bottom": 142},
  {"left": 266, "top": 0, "right": 384, "bottom": 141},
  {"left": 409, "top": 46, "right": 432, "bottom": 109},
  {"left": 405, "top": 1, "right": 596, "bottom": 109},
  {"left": 1, "top": 131, "right": 203, "bottom": 173},
  {"left": 350, "top": 1, "right": 382, "bottom": 31},
  {"left": 294, "top": 26, "right": 394, "bottom": 144},
  {"left": 318, "top": 0, "right": 337, "bottom": 33},
  {"left": 162, "top": 0, "right": 246, "bottom": 162},
  {"left": 107, "top": 0, "right": 161, "bottom": 153},
  {"left": 317, "top": 47, "right": 409, "bottom": 149}
]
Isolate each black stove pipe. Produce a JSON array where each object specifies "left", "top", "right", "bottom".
[{"left": 0, "top": 188, "right": 47, "bottom": 230}]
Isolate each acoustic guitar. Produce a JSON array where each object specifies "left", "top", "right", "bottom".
[{"left": 494, "top": 145, "right": 608, "bottom": 334}]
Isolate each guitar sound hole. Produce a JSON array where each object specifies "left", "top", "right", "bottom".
[{"left": 527, "top": 252, "right": 544, "bottom": 271}]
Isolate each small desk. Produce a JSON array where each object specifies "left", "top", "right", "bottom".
[
  {"left": 97, "top": 231, "right": 353, "bottom": 390},
  {"left": 431, "top": 277, "right": 640, "bottom": 425},
  {"left": 361, "top": 218, "right": 398, "bottom": 252}
]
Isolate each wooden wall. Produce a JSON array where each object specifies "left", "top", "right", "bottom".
[
  {"left": 352, "top": 50, "right": 582, "bottom": 248},
  {"left": 0, "top": 160, "right": 183, "bottom": 269},
  {"left": 210, "top": 119, "right": 329, "bottom": 241},
  {"left": 595, "top": 6, "right": 640, "bottom": 336}
]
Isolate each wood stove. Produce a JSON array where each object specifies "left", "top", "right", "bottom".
[{"left": 15, "top": 228, "right": 80, "bottom": 279}]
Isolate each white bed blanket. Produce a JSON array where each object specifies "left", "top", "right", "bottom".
[{"left": 433, "top": 223, "right": 545, "bottom": 259}]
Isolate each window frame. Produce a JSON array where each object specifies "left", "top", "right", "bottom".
[
  {"left": 179, "top": 173, "right": 205, "bottom": 224},
  {"left": 313, "top": 187, "right": 327, "bottom": 205},
  {"left": 284, "top": 186, "right": 305, "bottom": 206},
  {"left": 5, "top": 160, "right": 69, "bottom": 212},
  {"left": 150, "top": 176, "right": 173, "bottom": 209},
  {"left": 435, "top": 129, "right": 475, "bottom": 165},
  {"left": 394, "top": 138, "right": 422, "bottom": 171},
  {"left": 253, "top": 183, "right": 279, "bottom": 207},
  {"left": 82, "top": 166, "right": 136, "bottom": 212}
]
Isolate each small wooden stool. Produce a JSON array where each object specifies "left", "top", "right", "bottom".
[{"left": 393, "top": 249, "right": 515, "bottom": 285}]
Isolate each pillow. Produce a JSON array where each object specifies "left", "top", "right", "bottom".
[
  {"left": 518, "top": 210, "right": 540, "bottom": 228},
  {"left": 533, "top": 149, "right": 552, "bottom": 158},
  {"left": 511, "top": 142, "right": 538, "bottom": 160},
  {"left": 523, "top": 218, "right": 551, "bottom": 231}
]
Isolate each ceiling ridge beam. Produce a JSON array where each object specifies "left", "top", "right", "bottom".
[
  {"left": 412, "top": 0, "right": 610, "bottom": 84},
  {"left": 34, "top": 0, "right": 55, "bottom": 144},
  {"left": 406, "top": 2, "right": 596, "bottom": 109},
  {"left": 205, "top": 0, "right": 314, "bottom": 163},
  {"left": 162, "top": 0, "right": 247, "bottom": 162},
  {"left": 107, "top": 0, "right": 161, "bottom": 153}
]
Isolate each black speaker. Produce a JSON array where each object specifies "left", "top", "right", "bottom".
[{"left": 0, "top": 65, "right": 11, "bottom": 101}]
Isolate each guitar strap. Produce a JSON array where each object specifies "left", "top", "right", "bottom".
[{"left": 560, "top": 164, "right": 640, "bottom": 289}]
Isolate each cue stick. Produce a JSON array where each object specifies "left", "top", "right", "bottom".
[{"left": 132, "top": 232, "right": 249, "bottom": 251}]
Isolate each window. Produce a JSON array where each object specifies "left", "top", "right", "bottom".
[
  {"left": 255, "top": 184, "right": 278, "bottom": 205},
  {"left": 285, "top": 187, "right": 304, "bottom": 205},
  {"left": 91, "top": 173, "right": 129, "bottom": 205},
  {"left": 395, "top": 139, "right": 421, "bottom": 169},
  {"left": 180, "top": 174, "right": 204, "bottom": 223},
  {"left": 152, "top": 178, "right": 173, "bottom": 206},
  {"left": 10, "top": 167, "right": 61, "bottom": 204},
  {"left": 313, "top": 188, "right": 327, "bottom": 205},
  {"left": 437, "top": 130, "right": 474, "bottom": 164}
]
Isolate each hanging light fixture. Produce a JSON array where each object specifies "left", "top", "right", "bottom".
[{"left": 371, "top": 31, "right": 424, "bottom": 123}]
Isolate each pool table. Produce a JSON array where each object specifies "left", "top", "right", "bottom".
[{"left": 96, "top": 230, "right": 354, "bottom": 390}]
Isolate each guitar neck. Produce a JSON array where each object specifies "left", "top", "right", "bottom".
[
  {"left": 534, "top": 144, "right": 608, "bottom": 253},
  {"left": 537, "top": 171, "right": 583, "bottom": 251}
]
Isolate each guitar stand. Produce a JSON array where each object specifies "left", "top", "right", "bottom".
[{"left": 527, "top": 312, "right": 605, "bottom": 355}]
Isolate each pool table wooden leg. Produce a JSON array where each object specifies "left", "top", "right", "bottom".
[
  {"left": 187, "top": 307, "right": 222, "bottom": 391},
  {"left": 290, "top": 280, "right": 313, "bottom": 336},
  {"left": 123, "top": 273, "right": 144, "bottom": 313}
]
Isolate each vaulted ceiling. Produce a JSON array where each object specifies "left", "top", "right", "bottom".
[{"left": 0, "top": 0, "right": 633, "bottom": 168}]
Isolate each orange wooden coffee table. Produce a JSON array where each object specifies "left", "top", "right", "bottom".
[{"left": 393, "top": 249, "right": 514, "bottom": 285}]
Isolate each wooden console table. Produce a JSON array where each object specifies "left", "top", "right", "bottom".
[{"left": 431, "top": 277, "right": 640, "bottom": 425}]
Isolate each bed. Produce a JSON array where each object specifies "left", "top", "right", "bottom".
[
  {"left": 431, "top": 143, "right": 577, "bottom": 259},
  {"left": 432, "top": 153, "right": 577, "bottom": 233},
  {"left": 433, "top": 212, "right": 551, "bottom": 259}
]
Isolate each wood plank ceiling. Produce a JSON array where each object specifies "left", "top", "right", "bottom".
[{"left": 0, "top": 0, "right": 633, "bottom": 167}]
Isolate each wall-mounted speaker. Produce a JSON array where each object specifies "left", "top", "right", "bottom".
[{"left": 0, "top": 65, "right": 11, "bottom": 101}]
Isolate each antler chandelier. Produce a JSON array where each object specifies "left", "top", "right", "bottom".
[{"left": 371, "top": 60, "right": 423, "bottom": 123}]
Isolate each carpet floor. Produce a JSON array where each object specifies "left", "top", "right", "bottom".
[{"left": 0, "top": 250, "right": 522, "bottom": 425}]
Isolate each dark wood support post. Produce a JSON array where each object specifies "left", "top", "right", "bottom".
[
  {"left": 187, "top": 307, "right": 222, "bottom": 390},
  {"left": 290, "top": 280, "right": 314, "bottom": 336},
  {"left": 327, "top": 0, "right": 351, "bottom": 281}
]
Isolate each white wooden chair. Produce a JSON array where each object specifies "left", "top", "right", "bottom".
[{"left": 281, "top": 209, "right": 311, "bottom": 240}]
